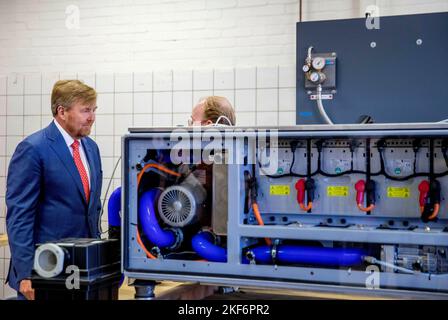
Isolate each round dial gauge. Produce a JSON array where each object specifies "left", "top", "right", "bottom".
[
  {"left": 312, "top": 57, "right": 326, "bottom": 70},
  {"left": 309, "top": 72, "right": 320, "bottom": 83}
]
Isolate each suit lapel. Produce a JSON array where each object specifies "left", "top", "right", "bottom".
[
  {"left": 81, "top": 138, "right": 97, "bottom": 212},
  {"left": 45, "top": 122, "right": 87, "bottom": 205}
]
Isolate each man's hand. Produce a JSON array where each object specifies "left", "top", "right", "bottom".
[{"left": 19, "top": 279, "right": 35, "bottom": 300}]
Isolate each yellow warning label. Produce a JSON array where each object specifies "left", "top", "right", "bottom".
[
  {"left": 327, "top": 186, "right": 349, "bottom": 197},
  {"left": 387, "top": 187, "right": 410, "bottom": 198},
  {"left": 270, "top": 185, "right": 290, "bottom": 196}
]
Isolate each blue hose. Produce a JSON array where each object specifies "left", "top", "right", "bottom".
[
  {"left": 108, "top": 187, "right": 122, "bottom": 227},
  {"left": 243, "top": 245, "right": 366, "bottom": 267},
  {"left": 107, "top": 187, "right": 125, "bottom": 288},
  {"left": 191, "top": 232, "right": 227, "bottom": 262},
  {"left": 190, "top": 231, "right": 364, "bottom": 266},
  {"left": 139, "top": 189, "right": 177, "bottom": 248},
  {"left": 119, "top": 274, "right": 125, "bottom": 288}
]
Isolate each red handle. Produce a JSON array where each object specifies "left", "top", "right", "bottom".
[
  {"left": 418, "top": 180, "right": 430, "bottom": 208},
  {"left": 355, "top": 180, "right": 365, "bottom": 205},
  {"left": 295, "top": 179, "right": 306, "bottom": 204}
]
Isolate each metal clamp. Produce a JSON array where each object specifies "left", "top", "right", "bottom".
[
  {"left": 246, "top": 251, "right": 256, "bottom": 265},
  {"left": 271, "top": 239, "right": 280, "bottom": 265}
]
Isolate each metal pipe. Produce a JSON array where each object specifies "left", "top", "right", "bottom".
[{"left": 316, "top": 84, "right": 334, "bottom": 124}]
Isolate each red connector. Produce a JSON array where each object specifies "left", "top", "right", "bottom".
[
  {"left": 355, "top": 180, "right": 375, "bottom": 212},
  {"left": 295, "top": 179, "right": 312, "bottom": 211},
  {"left": 419, "top": 180, "right": 441, "bottom": 221},
  {"left": 418, "top": 180, "right": 430, "bottom": 213},
  {"left": 355, "top": 180, "right": 365, "bottom": 204}
]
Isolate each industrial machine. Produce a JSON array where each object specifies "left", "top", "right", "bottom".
[{"left": 120, "top": 123, "right": 448, "bottom": 298}]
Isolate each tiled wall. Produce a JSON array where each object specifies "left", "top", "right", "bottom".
[{"left": 0, "top": 66, "right": 296, "bottom": 298}]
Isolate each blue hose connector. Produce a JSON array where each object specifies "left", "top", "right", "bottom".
[
  {"left": 191, "top": 232, "right": 227, "bottom": 263},
  {"left": 108, "top": 187, "right": 122, "bottom": 227},
  {"left": 139, "top": 189, "right": 177, "bottom": 248}
]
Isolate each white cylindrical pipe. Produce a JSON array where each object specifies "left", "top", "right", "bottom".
[
  {"left": 364, "top": 256, "right": 415, "bottom": 274},
  {"left": 33, "top": 243, "right": 65, "bottom": 278}
]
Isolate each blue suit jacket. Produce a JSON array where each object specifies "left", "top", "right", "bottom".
[{"left": 5, "top": 121, "right": 103, "bottom": 290}]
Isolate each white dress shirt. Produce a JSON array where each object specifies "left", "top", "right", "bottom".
[{"left": 53, "top": 119, "right": 91, "bottom": 187}]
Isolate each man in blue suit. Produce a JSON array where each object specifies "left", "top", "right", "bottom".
[{"left": 6, "top": 80, "right": 103, "bottom": 300}]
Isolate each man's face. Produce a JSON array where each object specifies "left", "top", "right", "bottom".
[{"left": 57, "top": 101, "right": 97, "bottom": 139}]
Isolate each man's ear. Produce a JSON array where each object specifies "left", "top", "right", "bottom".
[
  {"left": 56, "top": 105, "right": 65, "bottom": 120},
  {"left": 204, "top": 120, "right": 213, "bottom": 126}
]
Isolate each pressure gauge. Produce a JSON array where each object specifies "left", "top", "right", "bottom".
[
  {"left": 309, "top": 72, "right": 321, "bottom": 83},
  {"left": 312, "top": 57, "right": 326, "bottom": 70},
  {"left": 309, "top": 71, "right": 326, "bottom": 84},
  {"left": 302, "top": 64, "right": 310, "bottom": 73}
]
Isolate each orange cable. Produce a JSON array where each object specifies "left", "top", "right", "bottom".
[
  {"left": 299, "top": 202, "right": 313, "bottom": 212},
  {"left": 135, "top": 163, "right": 181, "bottom": 259},
  {"left": 252, "top": 203, "right": 272, "bottom": 246},
  {"left": 137, "top": 163, "right": 181, "bottom": 185},
  {"left": 427, "top": 203, "right": 440, "bottom": 220},
  {"left": 136, "top": 227, "right": 156, "bottom": 259},
  {"left": 357, "top": 203, "right": 375, "bottom": 212},
  {"left": 420, "top": 203, "right": 440, "bottom": 220}
]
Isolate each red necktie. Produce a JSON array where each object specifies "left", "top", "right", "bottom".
[{"left": 71, "top": 140, "right": 90, "bottom": 203}]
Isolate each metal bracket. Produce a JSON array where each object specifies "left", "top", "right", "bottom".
[{"left": 310, "top": 94, "right": 333, "bottom": 100}]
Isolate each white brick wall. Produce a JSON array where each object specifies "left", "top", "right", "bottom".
[{"left": 1, "top": 0, "right": 446, "bottom": 74}]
